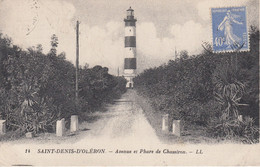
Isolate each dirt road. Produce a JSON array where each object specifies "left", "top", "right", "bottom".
[{"left": 77, "top": 89, "right": 161, "bottom": 146}]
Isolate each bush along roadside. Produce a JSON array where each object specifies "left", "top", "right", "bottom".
[
  {"left": 0, "top": 34, "right": 127, "bottom": 139},
  {"left": 134, "top": 27, "right": 259, "bottom": 144}
]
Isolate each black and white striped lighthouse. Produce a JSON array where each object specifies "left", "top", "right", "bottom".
[{"left": 124, "top": 7, "right": 137, "bottom": 88}]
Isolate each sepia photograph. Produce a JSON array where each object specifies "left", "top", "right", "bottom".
[{"left": 0, "top": 0, "right": 259, "bottom": 166}]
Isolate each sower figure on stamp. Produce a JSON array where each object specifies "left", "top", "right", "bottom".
[{"left": 217, "top": 10, "right": 243, "bottom": 49}]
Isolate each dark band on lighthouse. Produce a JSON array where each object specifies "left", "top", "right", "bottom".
[
  {"left": 124, "top": 58, "right": 136, "bottom": 69},
  {"left": 125, "top": 21, "right": 136, "bottom": 26},
  {"left": 125, "top": 36, "right": 136, "bottom": 47}
]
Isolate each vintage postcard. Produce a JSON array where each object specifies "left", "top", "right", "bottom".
[{"left": 0, "top": 0, "right": 259, "bottom": 166}]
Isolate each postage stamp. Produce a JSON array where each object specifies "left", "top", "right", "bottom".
[{"left": 211, "top": 6, "right": 249, "bottom": 53}]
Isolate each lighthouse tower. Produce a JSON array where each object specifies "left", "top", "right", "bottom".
[{"left": 124, "top": 7, "right": 137, "bottom": 88}]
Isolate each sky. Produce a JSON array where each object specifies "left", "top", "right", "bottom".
[{"left": 0, "top": 0, "right": 258, "bottom": 75}]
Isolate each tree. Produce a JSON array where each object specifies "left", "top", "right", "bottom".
[
  {"left": 50, "top": 34, "right": 58, "bottom": 55},
  {"left": 179, "top": 50, "right": 189, "bottom": 60},
  {"left": 213, "top": 62, "right": 246, "bottom": 119}
]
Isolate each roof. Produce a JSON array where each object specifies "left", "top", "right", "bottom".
[{"left": 127, "top": 6, "right": 134, "bottom": 11}]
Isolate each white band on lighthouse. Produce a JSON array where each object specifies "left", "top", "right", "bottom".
[
  {"left": 124, "top": 69, "right": 135, "bottom": 74},
  {"left": 124, "top": 47, "right": 136, "bottom": 58},
  {"left": 125, "top": 26, "right": 136, "bottom": 36}
]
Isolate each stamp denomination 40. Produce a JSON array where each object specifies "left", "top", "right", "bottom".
[{"left": 211, "top": 6, "right": 249, "bottom": 53}]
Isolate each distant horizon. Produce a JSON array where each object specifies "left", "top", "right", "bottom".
[{"left": 0, "top": 0, "right": 258, "bottom": 75}]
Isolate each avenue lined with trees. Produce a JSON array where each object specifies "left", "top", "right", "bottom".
[{"left": 0, "top": 27, "right": 259, "bottom": 144}]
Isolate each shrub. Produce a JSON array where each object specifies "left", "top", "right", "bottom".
[{"left": 207, "top": 116, "right": 259, "bottom": 144}]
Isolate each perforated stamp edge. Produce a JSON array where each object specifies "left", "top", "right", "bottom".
[{"left": 210, "top": 6, "right": 250, "bottom": 53}]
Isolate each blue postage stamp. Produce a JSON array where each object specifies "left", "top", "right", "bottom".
[{"left": 211, "top": 7, "right": 249, "bottom": 53}]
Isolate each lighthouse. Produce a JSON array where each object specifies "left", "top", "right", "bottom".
[{"left": 124, "top": 7, "right": 137, "bottom": 88}]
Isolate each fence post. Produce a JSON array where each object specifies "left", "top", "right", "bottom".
[
  {"left": 25, "top": 132, "right": 34, "bottom": 138},
  {"left": 56, "top": 118, "right": 66, "bottom": 137},
  {"left": 0, "top": 120, "right": 6, "bottom": 134},
  {"left": 172, "top": 120, "right": 181, "bottom": 137},
  {"left": 238, "top": 115, "right": 243, "bottom": 122},
  {"left": 70, "top": 115, "right": 79, "bottom": 132},
  {"left": 162, "top": 114, "right": 169, "bottom": 131}
]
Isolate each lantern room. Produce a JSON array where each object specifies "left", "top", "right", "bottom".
[
  {"left": 127, "top": 7, "right": 134, "bottom": 19},
  {"left": 124, "top": 7, "right": 137, "bottom": 27}
]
